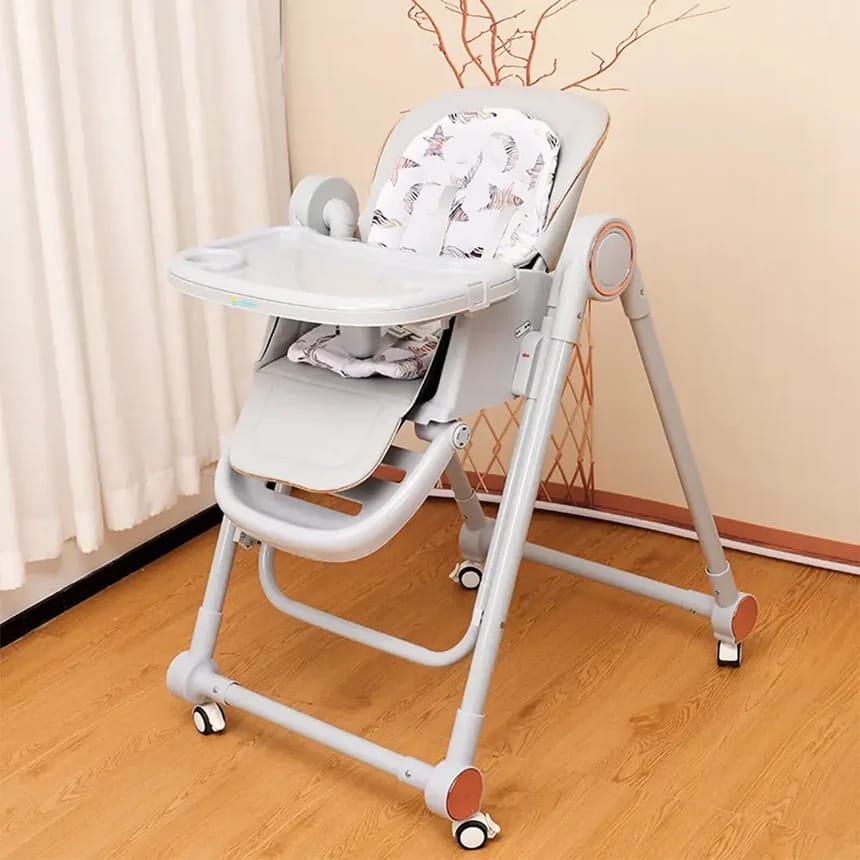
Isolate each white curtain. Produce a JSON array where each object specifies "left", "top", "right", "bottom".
[{"left": 0, "top": 0, "right": 290, "bottom": 589}]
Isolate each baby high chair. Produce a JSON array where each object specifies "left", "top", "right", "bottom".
[{"left": 167, "top": 86, "right": 758, "bottom": 850}]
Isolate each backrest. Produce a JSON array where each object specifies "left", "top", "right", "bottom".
[
  {"left": 359, "top": 87, "right": 609, "bottom": 270},
  {"left": 366, "top": 108, "right": 560, "bottom": 266}
]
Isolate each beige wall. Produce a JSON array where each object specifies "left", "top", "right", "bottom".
[{"left": 283, "top": 0, "right": 860, "bottom": 544}]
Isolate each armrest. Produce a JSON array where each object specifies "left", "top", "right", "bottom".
[
  {"left": 289, "top": 175, "right": 359, "bottom": 239},
  {"left": 168, "top": 226, "right": 518, "bottom": 327}
]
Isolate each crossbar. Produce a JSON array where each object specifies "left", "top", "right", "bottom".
[
  {"left": 522, "top": 541, "right": 715, "bottom": 617},
  {"left": 194, "top": 668, "right": 433, "bottom": 790}
]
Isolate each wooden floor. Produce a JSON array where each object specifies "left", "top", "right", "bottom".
[{"left": 1, "top": 501, "right": 858, "bottom": 859}]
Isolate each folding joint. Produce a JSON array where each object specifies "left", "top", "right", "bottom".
[
  {"left": 451, "top": 423, "right": 472, "bottom": 449},
  {"left": 552, "top": 214, "right": 635, "bottom": 342},
  {"left": 586, "top": 219, "right": 636, "bottom": 301},
  {"left": 710, "top": 593, "right": 759, "bottom": 644},
  {"left": 166, "top": 650, "right": 220, "bottom": 704},
  {"left": 234, "top": 531, "right": 259, "bottom": 549},
  {"left": 424, "top": 759, "right": 484, "bottom": 820},
  {"left": 556, "top": 213, "right": 636, "bottom": 301}
]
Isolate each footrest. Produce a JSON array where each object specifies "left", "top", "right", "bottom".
[
  {"left": 215, "top": 423, "right": 460, "bottom": 562},
  {"left": 229, "top": 356, "right": 426, "bottom": 493}
]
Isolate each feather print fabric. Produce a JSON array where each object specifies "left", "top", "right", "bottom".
[
  {"left": 370, "top": 209, "right": 401, "bottom": 228},
  {"left": 448, "top": 200, "right": 470, "bottom": 223},
  {"left": 368, "top": 107, "right": 560, "bottom": 267},
  {"left": 490, "top": 132, "right": 519, "bottom": 172},
  {"left": 422, "top": 125, "right": 452, "bottom": 157},
  {"left": 482, "top": 183, "right": 524, "bottom": 211},
  {"left": 402, "top": 182, "right": 440, "bottom": 214},
  {"left": 526, "top": 154, "right": 545, "bottom": 190},
  {"left": 447, "top": 109, "right": 498, "bottom": 123},
  {"left": 453, "top": 153, "right": 483, "bottom": 189},
  {"left": 389, "top": 157, "right": 419, "bottom": 186}
]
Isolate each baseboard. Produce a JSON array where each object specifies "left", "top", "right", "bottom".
[
  {"left": 450, "top": 472, "right": 860, "bottom": 566},
  {"left": 591, "top": 489, "right": 860, "bottom": 565},
  {"left": 0, "top": 505, "right": 222, "bottom": 648}
]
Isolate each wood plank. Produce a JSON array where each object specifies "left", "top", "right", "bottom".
[{"left": 1, "top": 502, "right": 857, "bottom": 858}]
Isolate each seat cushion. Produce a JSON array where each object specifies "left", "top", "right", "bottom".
[{"left": 366, "top": 108, "right": 560, "bottom": 266}]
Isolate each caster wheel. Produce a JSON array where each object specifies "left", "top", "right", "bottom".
[
  {"left": 450, "top": 562, "right": 483, "bottom": 591},
  {"left": 452, "top": 812, "right": 500, "bottom": 850},
  {"left": 192, "top": 702, "right": 226, "bottom": 735},
  {"left": 717, "top": 640, "right": 742, "bottom": 668}
]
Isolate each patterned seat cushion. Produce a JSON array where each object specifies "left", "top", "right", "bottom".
[{"left": 366, "top": 108, "right": 560, "bottom": 266}]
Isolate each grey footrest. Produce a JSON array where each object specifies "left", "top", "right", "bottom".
[
  {"left": 229, "top": 357, "right": 427, "bottom": 493},
  {"left": 214, "top": 424, "right": 460, "bottom": 562}
]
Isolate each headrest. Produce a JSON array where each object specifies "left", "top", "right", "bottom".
[{"left": 366, "top": 108, "right": 560, "bottom": 266}]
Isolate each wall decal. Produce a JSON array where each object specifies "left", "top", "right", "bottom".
[
  {"left": 407, "top": 0, "right": 727, "bottom": 92},
  {"left": 414, "top": 0, "right": 725, "bottom": 507}
]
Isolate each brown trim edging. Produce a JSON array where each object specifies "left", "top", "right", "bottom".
[
  {"left": 445, "top": 472, "right": 860, "bottom": 566},
  {"left": 591, "top": 489, "right": 860, "bottom": 565}
]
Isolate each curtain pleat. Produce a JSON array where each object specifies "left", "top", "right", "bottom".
[{"left": 0, "top": 0, "right": 289, "bottom": 588}]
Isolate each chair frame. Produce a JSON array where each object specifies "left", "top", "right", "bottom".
[{"left": 166, "top": 91, "right": 758, "bottom": 851}]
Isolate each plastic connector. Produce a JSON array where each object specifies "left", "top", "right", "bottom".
[
  {"left": 323, "top": 198, "right": 358, "bottom": 240},
  {"left": 289, "top": 175, "right": 359, "bottom": 237}
]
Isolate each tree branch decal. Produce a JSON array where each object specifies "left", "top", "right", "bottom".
[
  {"left": 407, "top": 0, "right": 728, "bottom": 91},
  {"left": 408, "top": 1, "right": 466, "bottom": 86}
]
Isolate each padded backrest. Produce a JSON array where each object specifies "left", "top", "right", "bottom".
[
  {"left": 366, "top": 108, "right": 560, "bottom": 266},
  {"left": 359, "top": 87, "right": 609, "bottom": 270}
]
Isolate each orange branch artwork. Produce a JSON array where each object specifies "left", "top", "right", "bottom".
[{"left": 407, "top": 0, "right": 728, "bottom": 92}]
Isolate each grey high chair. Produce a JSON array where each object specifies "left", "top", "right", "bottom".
[{"left": 167, "top": 87, "right": 758, "bottom": 850}]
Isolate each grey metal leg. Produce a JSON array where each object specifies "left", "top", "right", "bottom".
[
  {"left": 444, "top": 301, "right": 585, "bottom": 769},
  {"left": 445, "top": 454, "right": 486, "bottom": 526},
  {"left": 199, "top": 667, "right": 434, "bottom": 789},
  {"left": 621, "top": 273, "right": 739, "bottom": 607},
  {"left": 445, "top": 454, "right": 493, "bottom": 563},
  {"left": 522, "top": 540, "right": 716, "bottom": 617},
  {"left": 167, "top": 514, "right": 238, "bottom": 704},
  {"left": 181, "top": 515, "right": 237, "bottom": 660}
]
